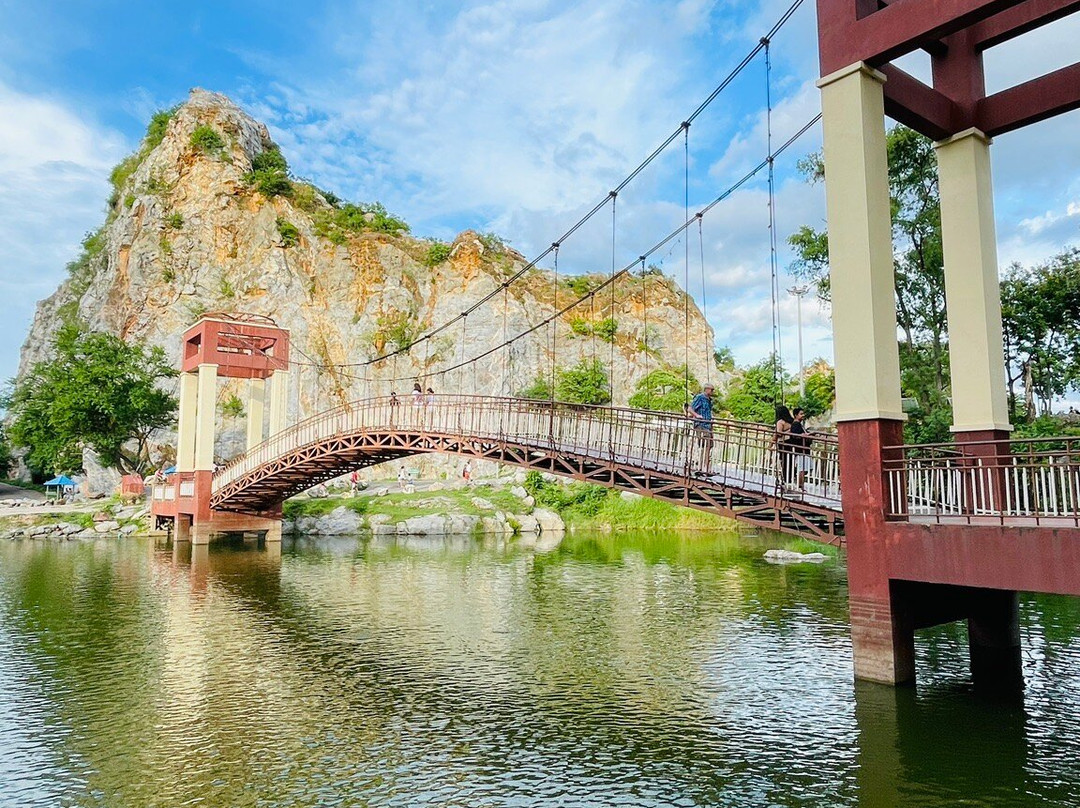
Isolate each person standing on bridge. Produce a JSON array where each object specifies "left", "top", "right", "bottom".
[
  {"left": 412, "top": 383, "right": 423, "bottom": 407},
  {"left": 690, "top": 384, "right": 715, "bottom": 475},
  {"left": 774, "top": 404, "right": 794, "bottom": 488},
  {"left": 789, "top": 408, "right": 815, "bottom": 493}
]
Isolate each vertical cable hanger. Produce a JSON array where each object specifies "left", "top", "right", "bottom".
[
  {"left": 502, "top": 284, "right": 509, "bottom": 396},
  {"left": 609, "top": 190, "right": 618, "bottom": 404},
  {"left": 683, "top": 120, "right": 691, "bottom": 406},
  {"left": 764, "top": 37, "right": 784, "bottom": 402},
  {"left": 640, "top": 256, "right": 650, "bottom": 396},
  {"left": 698, "top": 214, "right": 710, "bottom": 386},
  {"left": 459, "top": 313, "right": 467, "bottom": 394},
  {"left": 551, "top": 243, "right": 560, "bottom": 401}
]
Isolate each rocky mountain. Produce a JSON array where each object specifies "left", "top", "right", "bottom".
[{"left": 19, "top": 89, "right": 716, "bottom": 478}]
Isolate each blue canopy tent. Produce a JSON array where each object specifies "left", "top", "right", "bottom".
[{"left": 44, "top": 475, "right": 76, "bottom": 501}]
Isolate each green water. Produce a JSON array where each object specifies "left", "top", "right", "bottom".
[{"left": 0, "top": 530, "right": 1078, "bottom": 807}]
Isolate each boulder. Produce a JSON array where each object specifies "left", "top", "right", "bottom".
[
  {"left": 532, "top": 508, "right": 565, "bottom": 535},
  {"left": 619, "top": 491, "right": 643, "bottom": 502},
  {"left": 509, "top": 485, "right": 530, "bottom": 500},
  {"left": 94, "top": 520, "right": 121, "bottom": 533},
  {"left": 763, "top": 549, "right": 827, "bottom": 564},
  {"left": 59, "top": 523, "right": 85, "bottom": 535},
  {"left": 119, "top": 524, "right": 139, "bottom": 535},
  {"left": 516, "top": 514, "right": 540, "bottom": 535},
  {"left": 470, "top": 497, "right": 495, "bottom": 511}
]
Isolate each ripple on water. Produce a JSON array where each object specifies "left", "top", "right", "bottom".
[{"left": 0, "top": 533, "right": 1077, "bottom": 807}]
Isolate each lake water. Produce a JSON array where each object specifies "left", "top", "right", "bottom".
[{"left": 1, "top": 530, "right": 1078, "bottom": 807}]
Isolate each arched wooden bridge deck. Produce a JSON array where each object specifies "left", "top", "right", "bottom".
[{"left": 211, "top": 395, "right": 844, "bottom": 543}]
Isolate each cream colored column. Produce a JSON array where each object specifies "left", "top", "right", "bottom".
[
  {"left": 246, "top": 377, "right": 266, "bottom": 449},
  {"left": 817, "top": 63, "right": 904, "bottom": 422},
  {"left": 268, "top": 369, "right": 290, "bottom": 436},
  {"left": 194, "top": 363, "right": 218, "bottom": 471},
  {"left": 935, "top": 129, "right": 1011, "bottom": 432},
  {"left": 176, "top": 372, "right": 199, "bottom": 472}
]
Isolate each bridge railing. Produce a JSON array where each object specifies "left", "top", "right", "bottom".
[
  {"left": 213, "top": 395, "right": 841, "bottom": 506},
  {"left": 884, "top": 436, "right": 1080, "bottom": 524}
]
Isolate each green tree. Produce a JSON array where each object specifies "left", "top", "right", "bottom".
[
  {"left": 794, "top": 360, "right": 835, "bottom": 417},
  {"left": 721, "top": 354, "right": 790, "bottom": 424},
  {"left": 0, "top": 427, "right": 13, "bottom": 478},
  {"left": 556, "top": 358, "right": 611, "bottom": 405},
  {"left": 713, "top": 346, "right": 735, "bottom": 372},
  {"left": 1001, "top": 249, "right": 1080, "bottom": 419},
  {"left": 628, "top": 366, "right": 700, "bottom": 412},
  {"left": 5, "top": 324, "right": 178, "bottom": 475}
]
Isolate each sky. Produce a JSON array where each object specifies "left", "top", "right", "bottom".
[{"left": 1, "top": 0, "right": 1078, "bottom": 386}]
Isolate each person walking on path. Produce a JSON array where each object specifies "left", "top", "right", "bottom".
[
  {"left": 689, "top": 384, "right": 716, "bottom": 474},
  {"left": 462, "top": 460, "right": 472, "bottom": 485}
]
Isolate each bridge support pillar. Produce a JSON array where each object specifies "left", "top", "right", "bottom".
[
  {"left": 246, "top": 377, "right": 266, "bottom": 449},
  {"left": 936, "top": 128, "right": 1011, "bottom": 437},
  {"left": 968, "top": 589, "right": 1023, "bottom": 694}
]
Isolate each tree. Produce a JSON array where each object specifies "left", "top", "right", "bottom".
[
  {"left": 556, "top": 358, "right": 611, "bottom": 405},
  {"left": 721, "top": 354, "right": 791, "bottom": 424},
  {"left": 6, "top": 323, "right": 178, "bottom": 475},
  {"left": 794, "top": 359, "right": 836, "bottom": 417},
  {"left": 628, "top": 366, "right": 700, "bottom": 412},
  {"left": 790, "top": 125, "right": 951, "bottom": 442},
  {"left": 1001, "top": 249, "right": 1080, "bottom": 419}
]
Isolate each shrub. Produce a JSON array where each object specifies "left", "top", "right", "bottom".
[
  {"left": 593, "top": 317, "right": 618, "bottom": 342},
  {"left": 245, "top": 146, "right": 292, "bottom": 197},
  {"left": 221, "top": 394, "right": 245, "bottom": 418},
  {"left": 479, "top": 231, "right": 507, "bottom": 252},
  {"left": 124, "top": 194, "right": 136, "bottom": 208},
  {"left": 565, "top": 275, "right": 597, "bottom": 296},
  {"left": 372, "top": 310, "right": 420, "bottom": 352},
  {"left": 218, "top": 275, "right": 236, "bottom": 299},
  {"left": 158, "top": 236, "right": 173, "bottom": 256},
  {"left": 165, "top": 212, "right": 184, "bottom": 229},
  {"left": 313, "top": 201, "right": 409, "bottom": 243},
  {"left": 65, "top": 228, "right": 108, "bottom": 296},
  {"left": 569, "top": 318, "right": 592, "bottom": 337},
  {"left": 161, "top": 266, "right": 176, "bottom": 283},
  {"left": 556, "top": 358, "right": 611, "bottom": 405},
  {"left": 518, "top": 375, "right": 553, "bottom": 400},
  {"left": 276, "top": 217, "right": 300, "bottom": 247},
  {"left": 190, "top": 125, "right": 225, "bottom": 155},
  {"left": 106, "top": 107, "right": 179, "bottom": 209},
  {"left": 423, "top": 241, "right": 451, "bottom": 266}
]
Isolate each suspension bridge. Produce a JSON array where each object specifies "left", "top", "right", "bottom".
[{"left": 152, "top": 0, "right": 1080, "bottom": 690}]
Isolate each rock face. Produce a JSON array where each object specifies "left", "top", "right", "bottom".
[{"left": 19, "top": 89, "right": 716, "bottom": 472}]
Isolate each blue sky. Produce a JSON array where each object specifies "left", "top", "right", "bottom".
[{"left": 1, "top": 0, "right": 1079, "bottom": 386}]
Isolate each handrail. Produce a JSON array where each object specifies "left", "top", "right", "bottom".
[{"left": 212, "top": 395, "right": 842, "bottom": 508}]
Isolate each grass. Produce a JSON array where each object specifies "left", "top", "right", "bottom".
[{"left": 284, "top": 485, "right": 528, "bottom": 525}]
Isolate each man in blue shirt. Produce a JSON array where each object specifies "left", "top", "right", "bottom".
[{"left": 690, "top": 384, "right": 715, "bottom": 474}]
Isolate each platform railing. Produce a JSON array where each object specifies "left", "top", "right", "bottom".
[
  {"left": 885, "top": 436, "right": 1080, "bottom": 524},
  {"left": 213, "top": 395, "right": 841, "bottom": 507}
]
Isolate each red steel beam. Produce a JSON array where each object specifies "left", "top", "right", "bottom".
[
  {"left": 971, "top": 0, "right": 1080, "bottom": 50},
  {"left": 978, "top": 61, "right": 1080, "bottom": 135},
  {"left": 880, "top": 64, "right": 960, "bottom": 139},
  {"left": 819, "top": 0, "right": 1025, "bottom": 74}
]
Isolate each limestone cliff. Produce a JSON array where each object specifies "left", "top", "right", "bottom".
[{"left": 19, "top": 89, "right": 716, "bottom": 471}]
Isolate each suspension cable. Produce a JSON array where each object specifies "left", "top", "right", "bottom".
[
  {"left": 308, "top": 114, "right": 821, "bottom": 389},
  {"left": 610, "top": 190, "right": 617, "bottom": 403},
  {"left": 764, "top": 37, "right": 784, "bottom": 403},
  {"left": 283, "top": 0, "right": 808, "bottom": 374}
]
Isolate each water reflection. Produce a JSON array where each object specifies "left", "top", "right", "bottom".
[{"left": 0, "top": 532, "right": 1077, "bottom": 807}]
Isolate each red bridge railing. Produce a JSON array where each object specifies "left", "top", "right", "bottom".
[
  {"left": 213, "top": 395, "right": 842, "bottom": 509},
  {"left": 885, "top": 435, "right": 1080, "bottom": 525}
]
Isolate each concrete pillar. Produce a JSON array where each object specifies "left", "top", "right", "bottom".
[
  {"left": 935, "top": 128, "right": 1011, "bottom": 434},
  {"left": 176, "top": 372, "right": 199, "bottom": 472},
  {"left": 818, "top": 64, "right": 910, "bottom": 685},
  {"left": 269, "top": 369, "right": 290, "bottom": 436},
  {"left": 816, "top": 62, "right": 904, "bottom": 422},
  {"left": 195, "top": 363, "right": 218, "bottom": 471},
  {"left": 246, "top": 377, "right": 266, "bottom": 450},
  {"left": 968, "top": 589, "right": 1023, "bottom": 694}
]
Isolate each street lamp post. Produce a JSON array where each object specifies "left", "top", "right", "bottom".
[{"left": 788, "top": 285, "right": 809, "bottom": 399}]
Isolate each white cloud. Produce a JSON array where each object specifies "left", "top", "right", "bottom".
[{"left": 0, "top": 81, "right": 127, "bottom": 381}]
